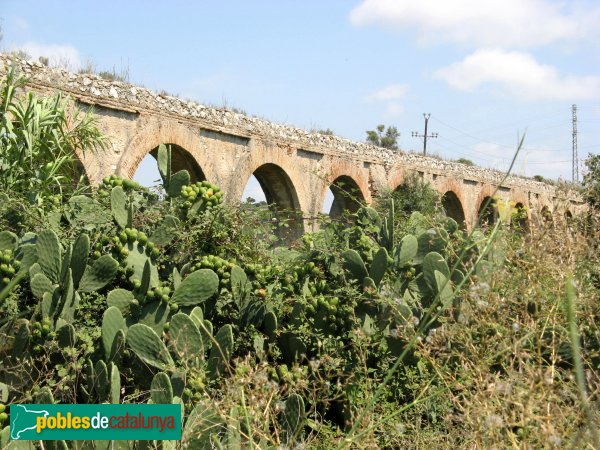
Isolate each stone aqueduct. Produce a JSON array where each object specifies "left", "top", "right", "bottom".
[{"left": 1, "top": 55, "right": 586, "bottom": 233}]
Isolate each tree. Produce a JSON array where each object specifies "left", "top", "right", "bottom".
[
  {"left": 583, "top": 153, "right": 600, "bottom": 210},
  {"left": 366, "top": 124, "right": 399, "bottom": 150},
  {"left": 456, "top": 158, "right": 474, "bottom": 166}
]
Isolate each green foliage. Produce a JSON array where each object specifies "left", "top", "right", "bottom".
[
  {"left": 0, "top": 65, "right": 106, "bottom": 203},
  {"left": 366, "top": 124, "right": 400, "bottom": 150},
  {"left": 583, "top": 153, "right": 600, "bottom": 209},
  {"left": 456, "top": 157, "right": 475, "bottom": 166},
  {"left": 0, "top": 81, "right": 597, "bottom": 448}
]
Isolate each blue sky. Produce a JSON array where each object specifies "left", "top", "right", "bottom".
[{"left": 2, "top": 0, "right": 599, "bottom": 203}]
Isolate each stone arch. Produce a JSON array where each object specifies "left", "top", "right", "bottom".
[
  {"left": 317, "top": 161, "right": 370, "bottom": 219},
  {"left": 540, "top": 205, "right": 554, "bottom": 227},
  {"left": 243, "top": 162, "right": 304, "bottom": 241},
  {"left": 327, "top": 175, "right": 366, "bottom": 218},
  {"left": 441, "top": 191, "right": 466, "bottom": 228},
  {"left": 513, "top": 202, "right": 530, "bottom": 231},
  {"left": 477, "top": 196, "right": 498, "bottom": 227},
  {"left": 565, "top": 210, "right": 573, "bottom": 222},
  {"left": 145, "top": 144, "right": 205, "bottom": 182},
  {"left": 117, "top": 122, "right": 217, "bottom": 183}
]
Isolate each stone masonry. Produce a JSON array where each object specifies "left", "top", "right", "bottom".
[{"left": 0, "top": 54, "right": 586, "bottom": 233}]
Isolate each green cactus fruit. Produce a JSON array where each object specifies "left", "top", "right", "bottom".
[
  {"left": 111, "top": 186, "right": 128, "bottom": 229},
  {"left": 127, "top": 323, "right": 174, "bottom": 370},
  {"left": 94, "top": 360, "right": 109, "bottom": 402},
  {"left": 264, "top": 311, "right": 277, "bottom": 339},
  {"left": 37, "top": 229, "right": 61, "bottom": 282},
  {"left": 369, "top": 247, "right": 388, "bottom": 288},
  {"left": 172, "top": 269, "right": 219, "bottom": 307},
  {"left": 109, "top": 362, "right": 120, "bottom": 404},
  {"left": 395, "top": 234, "right": 418, "bottom": 267},
  {"left": 102, "top": 307, "right": 127, "bottom": 360},
  {"left": 282, "top": 393, "right": 306, "bottom": 442},
  {"left": 342, "top": 249, "right": 368, "bottom": 282},
  {"left": 230, "top": 265, "right": 250, "bottom": 308},
  {"left": 169, "top": 313, "right": 204, "bottom": 363},
  {"left": 107, "top": 289, "right": 136, "bottom": 314},
  {"left": 422, "top": 252, "right": 450, "bottom": 294},
  {"left": 79, "top": 255, "right": 119, "bottom": 292},
  {"left": 31, "top": 272, "right": 55, "bottom": 300},
  {"left": 57, "top": 323, "right": 76, "bottom": 347},
  {"left": 167, "top": 170, "right": 190, "bottom": 198},
  {"left": 151, "top": 372, "right": 173, "bottom": 404},
  {"left": 71, "top": 233, "right": 90, "bottom": 287},
  {"left": 207, "top": 324, "right": 234, "bottom": 379},
  {"left": 0, "top": 231, "right": 17, "bottom": 252}
]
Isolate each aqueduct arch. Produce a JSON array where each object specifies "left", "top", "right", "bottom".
[
  {"left": 327, "top": 175, "right": 366, "bottom": 218},
  {"left": 477, "top": 196, "right": 497, "bottom": 227},
  {"left": 5, "top": 53, "right": 585, "bottom": 236},
  {"left": 441, "top": 191, "right": 466, "bottom": 228}
]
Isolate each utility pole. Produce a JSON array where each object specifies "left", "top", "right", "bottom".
[
  {"left": 412, "top": 113, "right": 438, "bottom": 156},
  {"left": 572, "top": 104, "right": 579, "bottom": 183}
]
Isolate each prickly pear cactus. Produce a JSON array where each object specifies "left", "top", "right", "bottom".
[
  {"left": 282, "top": 393, "right": 306, "bottom": 443},
  {"left": 172, "top": 269, "right": 219, "bottom": 307},
  {"left": 207, "top": 324, "right": 234, "bottom": 379},
  {"left": 150, "top": 372, "right": 173, "bottom": 404},
  {"left": 126, "top": 323, "right": 174, "bottom": 370}
]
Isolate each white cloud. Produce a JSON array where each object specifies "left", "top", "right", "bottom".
[
  {"left": 366, "top": 83, "right": 407, "bottom": 101},
  {"left": 11, "top": 41, "right": 82, "bottom": 70},
  {"left": 384, "top": 102, "right": 404, "bottom": 117},
  {"left": 366, "top": 84, "right": 407, "bottom": 117},
  {"left": 434, "top": 49, "right": 600, "bottom": 101},
  {"left": 349, "top": 0, "right": 596, "bottom": 49}
]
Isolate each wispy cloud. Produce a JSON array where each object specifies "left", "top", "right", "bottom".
[
  {"left": 349, "top": 0, "right": 598, "bottom": 49},
  {"left": 366, "top": 83, "right": 407, "bottom": 117},
  {"left": 11, "top": 41, "right": 82, "bottom": 70},
  {"left": 366, "top": 83, "right": 407, "bottom": 101},
  {"left": 434, "top": 49, "right": 600, "bottom": 101}
]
